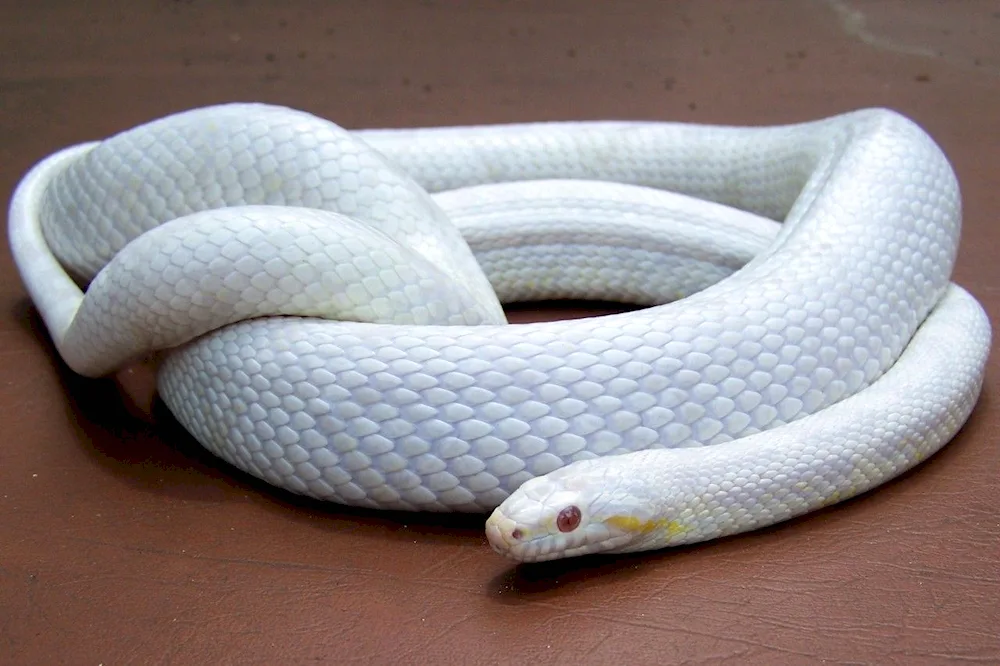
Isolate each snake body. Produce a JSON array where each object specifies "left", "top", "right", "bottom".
[{"left": 8, "top": 104, "right": 990, "bottom": 562}]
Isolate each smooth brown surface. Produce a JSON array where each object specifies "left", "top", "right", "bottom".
[{"left": 2, "top": 2, "right": 998, "bottom": 664}]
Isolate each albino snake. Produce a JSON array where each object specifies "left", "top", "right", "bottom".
[{"left": 8, "top": 103, "right": 990, "bottom": 562}]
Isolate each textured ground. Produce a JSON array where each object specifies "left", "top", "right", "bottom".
[{"left": 1, "top": 2, "right": 998, "bottom": 664}]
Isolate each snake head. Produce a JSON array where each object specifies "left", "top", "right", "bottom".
[{"left": 485, "top": 458, "right": 669, "bottom": 562}]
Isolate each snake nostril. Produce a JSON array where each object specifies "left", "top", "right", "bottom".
[{"left": 510, "top": 528, "right": 523, "bottom": 540}]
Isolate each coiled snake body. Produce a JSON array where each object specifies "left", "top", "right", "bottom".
[{"left": 9, "top": 104, "right": 990, "bottom": 562}]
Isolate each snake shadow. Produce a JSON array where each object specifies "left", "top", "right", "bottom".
[
  {"left": 484, "top": 508, "right": 853, "bottom": 597},
  {"left": 12, "top": 298, "right": 488, "bottom": 546}
]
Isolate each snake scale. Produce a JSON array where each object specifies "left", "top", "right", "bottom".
[{"left": 8, "top": 103, "right": 990, "bottom": 562}]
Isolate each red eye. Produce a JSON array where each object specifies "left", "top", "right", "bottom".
[{"left": 556, "top": 505, "right": 582, "bottom": 533}]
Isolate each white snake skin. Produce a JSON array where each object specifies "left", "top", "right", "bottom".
[{"left": 8, "top": 104, "right": 990, "bottom": 562}]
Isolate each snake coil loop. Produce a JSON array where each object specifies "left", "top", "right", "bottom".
[{"left": 9, "top": 104, "right": 990, "bottom": 561}]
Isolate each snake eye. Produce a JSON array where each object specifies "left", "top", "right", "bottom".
[{"left": 556, "top": 505, "right": 582, "bottom": 533}]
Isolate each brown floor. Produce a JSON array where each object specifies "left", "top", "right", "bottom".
[{"left": 2, "top": 1, "right": 998, "bottom": 663}]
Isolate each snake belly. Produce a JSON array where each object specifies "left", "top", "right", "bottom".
[{"left": 7, "top": 103, "right": 990, "bottom": 561}]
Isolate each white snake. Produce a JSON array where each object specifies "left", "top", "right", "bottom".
[{"left": 8, "top": 103, "right": 990, "bottom": 563}]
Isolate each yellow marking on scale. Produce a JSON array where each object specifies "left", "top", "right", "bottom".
[{"left": 606, "top": 515, "right": 688, "bottom": 536}]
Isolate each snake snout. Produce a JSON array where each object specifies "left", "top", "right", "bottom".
[{"left": 485, "top": 510, "right": 524, "bottom": 556}]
